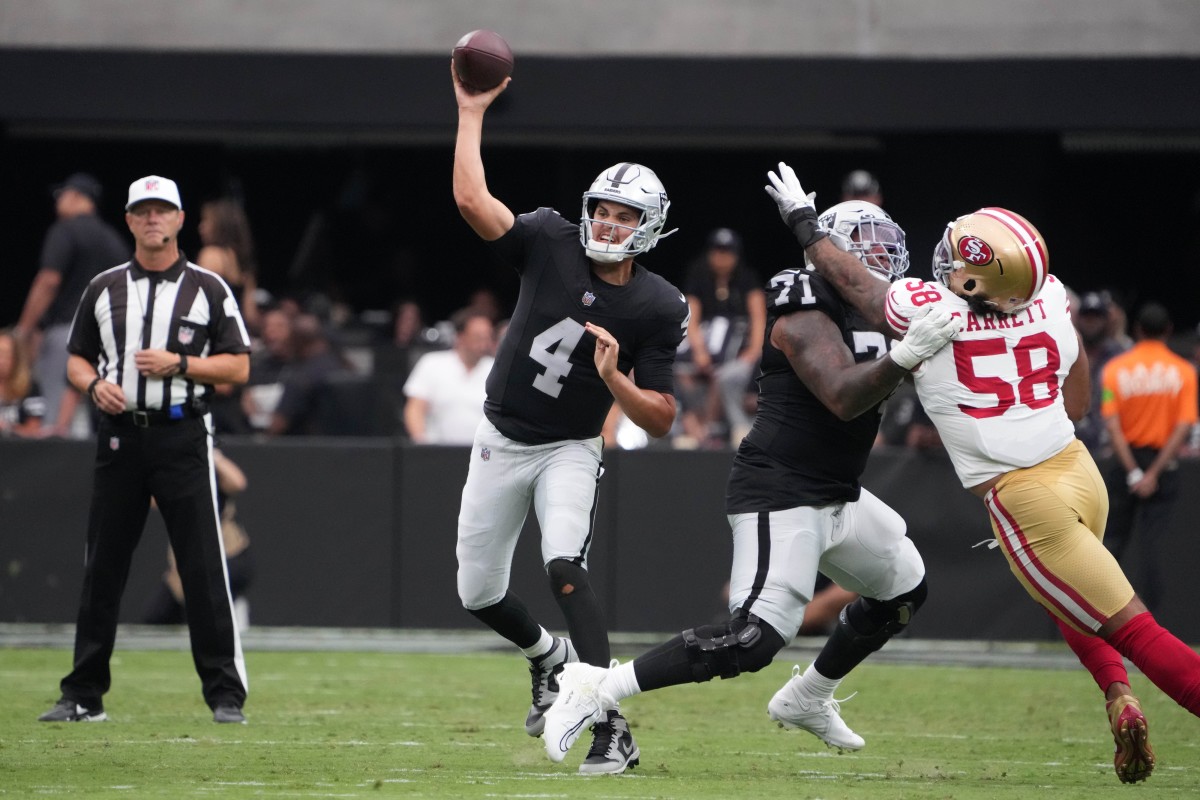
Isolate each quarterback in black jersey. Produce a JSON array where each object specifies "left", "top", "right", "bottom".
[
  {"left": 451, "top": 64, "right": 687, "bottom": 774},
  {"left": 540, "top": 194, "right": 958, "bottom": 765}
]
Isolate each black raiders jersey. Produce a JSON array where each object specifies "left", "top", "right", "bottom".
[
  {"left": 726, "top": 266, "right": 891, "bottom": 513},
  {"left": 484, "top": 207, "right": 689, "bottom": 444}
]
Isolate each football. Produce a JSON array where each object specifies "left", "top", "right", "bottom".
[{"left": 452, "top": 30, "right": 514, "bottom": 92}]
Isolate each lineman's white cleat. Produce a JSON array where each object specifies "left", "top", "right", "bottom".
[
  {"left": 525, "top": 637, "right": 578, "bottom": 736},
  {"left": 767, "top": 664, "right": 865, "bottom": 751},
  {"left": 542, "top": 662, "right": 615, "bottom": 763}
]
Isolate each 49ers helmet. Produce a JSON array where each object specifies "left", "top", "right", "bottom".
[
  {"left": 580, "top": 163, "right": 675, "bottom": 264},
  {"left": 816, "top": 201, "right": 909, "bottom": 281},
  {"left": 932, "top": 207, "right": 1049, "bottom": 313}
]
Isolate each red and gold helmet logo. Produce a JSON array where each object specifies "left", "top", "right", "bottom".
[{"left": 957, "top": 236, "right": 993, "bottom": 265}]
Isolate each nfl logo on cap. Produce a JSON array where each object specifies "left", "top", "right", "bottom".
[{"left": 126, "top": 175, "right": 183, "bottom": 210}]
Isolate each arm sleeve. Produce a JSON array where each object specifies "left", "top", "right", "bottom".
[
  {"left": 632, "top": 296, "right": 688, "bottom": 394},
  {"left": 66, "top": 281, "right": 103, "bottom": 361},
  {"left": 486, "top": 208, "right": 551, "bottom": 276},
  {"left": 883, "top": 281, "right": 923, "bottom": 337},
  {"left": 1099, "top": 362, "right": 1120, "bottom": 419},
  {"left": 206, "top": 275, "right": 253, "bottom": 355},
  {"left": 402, "top": 354, "right": 436, "bottom": 400},
  {"left": 1178, "top": 364, "right": 1198, "bottom": 425},
  {"left": 38, "top": 222, "right": 74, "bottom": 273}
]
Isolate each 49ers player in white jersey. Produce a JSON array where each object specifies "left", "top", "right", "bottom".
[{"left": 765, "top": 162, "right": 1200, "bottom": 785}]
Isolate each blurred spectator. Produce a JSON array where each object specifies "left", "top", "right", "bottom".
[
  {"left": 14, "top": 172, "right": 128, "bottom": 438},
  {"left": 676, "top": 228, "right": 765, "bottom": 447},
  {"left": 197, "top": 198, "right": 261, "bottom": 335},
  {"left": 465, "top": 286, "right": 504, "bottom": 323},
  {"left": 241, "top": 307, "right": 295, "bottom": 433},
  {"left": 1100, "top": 302, "right": 1198, "bottom": 612},
  {"left": 1072, "top": 290, "right": 1129, "bottom": 457},
  {"left": 0, "top": 328, "right": 46, "bottom": 437},
  {"left": 143, "top": 449, "right": 253, "bottom": 629},
  {"left": 394, "top": 299, "right": 425, "bottom": 350},
  {"left": 267, "top": 313, "right": 352, "bottom": 435},
  {"left": 403, "top": 308, "right": 494, "bottom": 444},
  {"left": 841, "top": 169, "right": 884, "bottom": 205},
  {"left": 1107, "top": 288, "right": 1134, "bottom": 350}
]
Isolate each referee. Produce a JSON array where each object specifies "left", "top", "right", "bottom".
[{"left": 38, "top": 175, "right": 252, "bottom": 724}]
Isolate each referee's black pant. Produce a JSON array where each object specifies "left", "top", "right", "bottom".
[{"left": 60, "top": 413, "right": 247, "bottom": 711}]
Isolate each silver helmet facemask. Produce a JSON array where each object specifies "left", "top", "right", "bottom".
[{"left": 815, "top": 200, "right": 910, "bottom": 281}]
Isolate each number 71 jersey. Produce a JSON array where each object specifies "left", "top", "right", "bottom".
[{"left": 885, "top": 275, "right": 1079, "bottom": 487}]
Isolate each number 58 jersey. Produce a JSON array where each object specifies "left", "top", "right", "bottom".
[
  {"left": 885, "top": 275, "right": 1079, "bottom": 488},
  {"left": 484, "top": 208, "right": 688, "bottom": 444}
]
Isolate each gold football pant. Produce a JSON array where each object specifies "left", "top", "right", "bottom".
[{"left": 984, "top": 440, "right": 1134, "bottom": 633}]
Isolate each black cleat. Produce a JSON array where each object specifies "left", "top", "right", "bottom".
[
  {"left": 38, "top": 698, "right": 107, "bottom": 722},
  {"left": 213, "top": 704, "right": 247, "bottom": 724},
  {"left": 579, "top": 710, "right": 640, "bottom": 775}
]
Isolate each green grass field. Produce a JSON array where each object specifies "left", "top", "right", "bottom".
[{"left": 2, "top": 644, "right": 1195, "bottom": 798}]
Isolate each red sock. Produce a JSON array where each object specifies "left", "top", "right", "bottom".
[
  {"left": 1108, "top": 611, "right": 1200, "bottom": 716},
  {"left": 1052, "top": 614, "right": 1128, "bottom": 695}
]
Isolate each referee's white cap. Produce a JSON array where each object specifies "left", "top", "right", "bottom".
[{"left": 126, "top": 175, "right": 182, "bottom": 211}]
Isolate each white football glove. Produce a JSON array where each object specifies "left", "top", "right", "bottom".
[
  {"left": 765, "top": 162, "right": 816, "bottom": 219},
  {"left": 888, "top": 305, "right": 958, "bottom": 370},
  {"left": 764, "top": 162, "right": 826, "bottom": 248}
]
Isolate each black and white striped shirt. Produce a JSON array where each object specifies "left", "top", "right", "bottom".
[{"left": 68, "top": 255, "right": 252, "bottom": 412}]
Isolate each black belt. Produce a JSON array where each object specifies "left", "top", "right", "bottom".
[{"left": 110, "top": 405, "right": 205, "bottom": 428}]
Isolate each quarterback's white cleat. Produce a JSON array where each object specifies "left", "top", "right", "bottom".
[
  {"left": 768, "top": 665, "right": 865, "bottom": 751},
  {"left": 542, "top": 661, "right": 615, "bottom": 763}
]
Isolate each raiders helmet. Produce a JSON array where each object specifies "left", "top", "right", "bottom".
[
  {"left": 816, "top": 201, "right": 909, "bottom": 281},
  {"left": 932, "top": 207, "right": 1048, "bottom": 314},
  {"left": 580, "top": 163, "right": 675, "bottom": 264}
]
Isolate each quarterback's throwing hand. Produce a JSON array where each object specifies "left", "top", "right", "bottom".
[
  {"left": 585, "top": 322, "right": 620, "bottom": 380},
  {"left": 889, "top": 306, "right": 959, "bottom": 370}
]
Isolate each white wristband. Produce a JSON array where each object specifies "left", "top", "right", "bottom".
[{"left": 1126, "top": 468, "right": 1145, "bottom": 487}]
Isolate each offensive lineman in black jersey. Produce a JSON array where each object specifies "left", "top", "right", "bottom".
[
  {"left": 451, "top": 65, "right": 688, "bottom": 774},
  {"left": 541, "top": 197, "right": 958, "bottom": 763}
]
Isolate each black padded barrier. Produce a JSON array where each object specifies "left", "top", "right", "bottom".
[{"left": 1, "top": 439, "right": 1197, "bottom": 642}]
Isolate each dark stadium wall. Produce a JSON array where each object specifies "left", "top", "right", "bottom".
[
  {"left": 3, "top": 439, "right": 1198, "bottom": 643},
  {"left": 2, "top": 50, "right": 1200, "bottom": 331}
]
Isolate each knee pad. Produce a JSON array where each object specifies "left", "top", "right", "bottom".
[
  {"left": 838, "top": 578, "right": 928, "bottom": 653},
  {"left": 547, "top": 558, "right": 591, "bottom": 599},
  {"left": 682, "top": 612, "right": 784, "bottom": 682}
]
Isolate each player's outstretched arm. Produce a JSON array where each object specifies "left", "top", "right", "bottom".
[
  {"left": 451, "top": 62, "right": 515, "bottom": 241},
  {"left": 765, "top": 162, "right": 890, "bottom": 335},
  {"left": 775, "top": 306, "right": 956, "bottom": 421},
  {"left": 806, "top": 238, "right": 891, "bottom": 334},
  {"left": 773, "top": 311, "right": 907, "bottom": 421}
]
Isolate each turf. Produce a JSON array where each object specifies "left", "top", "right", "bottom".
[{"left": 2, "top": 645, "right": 1195, "bottom": 798}]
